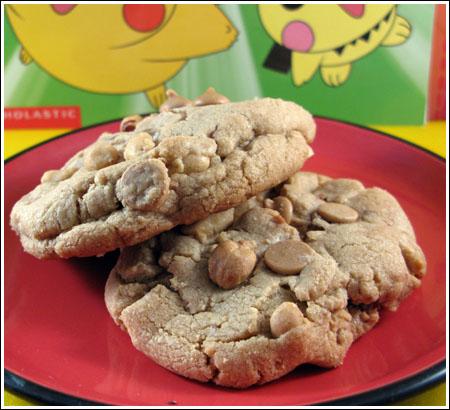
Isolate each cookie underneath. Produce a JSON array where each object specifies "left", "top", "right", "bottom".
[{"left": 105, "top": 172, "right": 426, "bottom": 388}]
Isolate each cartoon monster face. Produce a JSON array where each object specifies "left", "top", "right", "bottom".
[{"left": 259, "top": 4, "right": 395, "bottom": 54}]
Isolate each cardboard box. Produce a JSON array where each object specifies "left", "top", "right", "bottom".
[{"left": 4, "top": 4, "right": 436, "bottom": 128}]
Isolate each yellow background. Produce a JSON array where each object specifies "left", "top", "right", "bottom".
[{"left": 3, "top": 122, "right": 447, "bottom": 406}]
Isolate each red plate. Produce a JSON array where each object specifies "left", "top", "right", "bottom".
[{"left": 4, "top": 118, "right": 446, "bottom": 405}]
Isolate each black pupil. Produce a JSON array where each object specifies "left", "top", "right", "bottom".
[{"left": 283, "top": 4, "right": 303, "bottom": 10}]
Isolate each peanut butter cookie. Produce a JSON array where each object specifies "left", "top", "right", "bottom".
[
  {"left": 10, "top": 91, "right": 315, "bottom": 258},
  {"left": 105, "top": 172, "right": 426, "bottom": 388}
]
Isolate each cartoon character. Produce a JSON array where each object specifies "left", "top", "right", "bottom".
[
  {"left": 6, "top": 4, "right": 237, "bottom": 108},
  {"left": 259, "top": 4, "right": 411, "bottom": 87}
]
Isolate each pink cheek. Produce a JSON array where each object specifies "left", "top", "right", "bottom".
[
  {"left": 51, "top": 4, "right": 77, "bottom": 15},
  {"left": 282, "top": 21, "right": 315, "bottom": 52}
]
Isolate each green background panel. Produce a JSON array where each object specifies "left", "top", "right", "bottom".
[{"left": 4, "top": 4, "right": 434, "bottom": 126}]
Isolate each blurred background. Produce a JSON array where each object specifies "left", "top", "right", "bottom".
[{"left": 4, "top": 4, "right": 446, "bottom": 130}]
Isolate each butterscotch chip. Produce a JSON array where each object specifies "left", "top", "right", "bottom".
[
  {"left": 155, "top": 135, "right": 216, "bottom": 175},
  {"left": 208, "top": 240, "right": 257, "bottom": 289},
  {"left": 263, "top": 198, "right": 274, "bottom": 209},
  {"left": 317, "top": 202, "right": 358, "bottom": 223},
  {"left": 273, "top": 196, "right": 293, "bottom": 224},
  {"left": 194, "top": 87, "right": 230, "bottom": 106},
  {"left": 306, "top": 230, "right": 325, "bottom": 241},
  {"left": 40, "top": 168, "right": 74, "bottom": 183},
  {"left": 270, "top": 302, "right": 304, "bottom": 337},
  {"left": 124, "top": 133, "right": 155, "bottom": 161},
  {"left": 84, "top": 141, "right": 121, "bottom": 170},
  {"left": 360, "top": 311, "right": 370, "bottom": 321},
  {"left": 233, "top": 197, "right": 261, "bottom": 222},
  {"left": 336, "top": 329, "right": 349, "bottom": 345},
  {"left": 116, "top": 159, "right": 169, "bottom": 211},
  {"left": 264, "top": 240, "right": 314, "bottom": 275},
  {"left": 160, "top": 89, "right": 193, "bottom": 112},
  {"left": 183, "top": 154, "right": 210, "bottom": 174},
  {"left": 271, "top": 212, "right": 286, "bottom": 224},
  {"left": 116, "top": 241, "right": 162, "bottom": 282},
  {"left": 181, "top": 208, "right": 234, "bottom": 243},
  {"left": 120, "top": 115, "right": 142, "bottom": 132}
]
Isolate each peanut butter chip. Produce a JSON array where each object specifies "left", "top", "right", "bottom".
[
  {"left": 317, "top": 202, "right": 358, "bottom": 223},
  {"left": 270, "top": 302, "right": 304, "bottom": 337},
  {"left": 183, "top": 154, "right": 210, "bottom": 173},
  {"left": 264, "top": 240, "right": 314, "bottom": 275},
  {"left": 194, "top": 87, "right": 230, "bottom": 106},
  {"left": 159, "top": 89, "right": 193, "bottom": 112},
  {"left": 84, "top": 141, "right": 121, "bottom": 170},
  {"left": 306, "top": 230, "right": 325, "bottom": 241},
  {"left": 124, "top": 133, "right": 155, "bottom": 161},
  {"left": 263, "top": 198, "right": 274, "bottom": 209},
  {"left": 273, "top": 196, "right": 293, "bottom": 224},
  {"left": 120, "top": 115, "right": 143, "bottom": 132},
  {"left": 116, "top": 159, "right": 169, "bottom": 211},
  {"left": 208, "top": 240, "right": 257, "bottom": 290},
  {"left": 40, "top": 168, "right": 73, "bottom": 183}
]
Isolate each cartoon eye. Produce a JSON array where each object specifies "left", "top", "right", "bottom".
[
  {"left": 51, "top": 4, "right": 77, "bottom": 15},
  {"left": 282, "top": 4, "right": 304, "bottom": 10},
  {"left": 123, "top": 4, "right": 166, "bottom": 32}
]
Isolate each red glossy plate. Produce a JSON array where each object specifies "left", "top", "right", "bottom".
[{"left": 4, "top": 118, "right": 446, "bottom": 405}]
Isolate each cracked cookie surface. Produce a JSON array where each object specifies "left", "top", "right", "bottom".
[
  {"left": 10, "top": 97, "right": 315, "bottom": 259},
  {"left": 105, "top": 172, "right": 426, "bottom": 388}
]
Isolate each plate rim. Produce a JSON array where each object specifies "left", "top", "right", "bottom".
[
  {"left": 4, "top": 361, "right": 446, "bottom": 406},
  {"left": 4, "top": 117, "right": 446, "bottom": 405}
]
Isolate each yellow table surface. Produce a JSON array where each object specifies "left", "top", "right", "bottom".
[{"left": 3, "top": 122, "right": 447, "bottom": 406}]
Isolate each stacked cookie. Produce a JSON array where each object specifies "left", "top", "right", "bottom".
[{"left": 10, "top": 89, "right": 426, "bottom": 388}]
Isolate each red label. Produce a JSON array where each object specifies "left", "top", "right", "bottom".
[{"left": 4, "top": 106, "right": 82, "bottom": 129}]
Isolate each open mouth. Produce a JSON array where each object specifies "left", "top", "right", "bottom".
[
  {"left": 264, "top": 7, "right": 395, "bottom": 74},
  {"left": 333, "top": 7, "right": 394, "bottom": 56}
]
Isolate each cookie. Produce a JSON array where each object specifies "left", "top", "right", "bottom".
[
  {"left": 10, "top": 90, "right": 315, "bottom": 258},
  {"left": 105, "top": 172, "right": 426, "bottom": 388}
]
